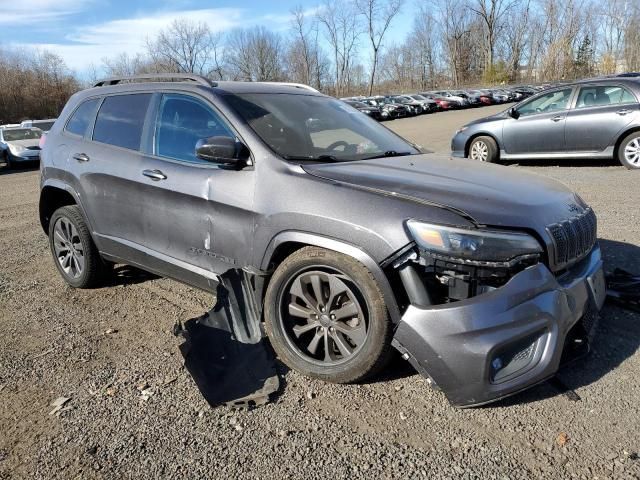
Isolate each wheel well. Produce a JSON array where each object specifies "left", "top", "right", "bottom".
[
  {"left": 614, "top": 127, "right": 640, "bottom": 160},
  {"left": 39, "top": 186, "right": 77, "bottom": 234},
  {"left": 265, "top": 241, "right": 307, "bottom": 271},
  {"left": 465, "top": 133, "right": 500, "bottom": 158}
]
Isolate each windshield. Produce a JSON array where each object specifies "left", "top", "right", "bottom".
[
  {"left": 2, "top": 128, "right": 42, "bottom": 141},
  {"left": 225, "top": 93, "right": 419, "bottom": 162}
]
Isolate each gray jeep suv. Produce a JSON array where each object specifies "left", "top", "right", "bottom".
[{"left": 40, "top": 74, "right": 606, "bottom": 407}]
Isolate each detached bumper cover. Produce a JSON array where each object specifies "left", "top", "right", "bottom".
[{"left": 393, "top": 246, "right": 605, "bottom": 407}]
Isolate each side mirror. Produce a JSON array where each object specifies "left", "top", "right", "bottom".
[
  {"left": 195, "top": 136, "right": 245, "bottom": 165},
  {"left": 508, "top": 107, "right": 520, "bottom": 119}
]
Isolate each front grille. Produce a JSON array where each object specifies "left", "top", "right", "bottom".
[
  {"left": 26, "top": 146, "right": 41, "bottom": 150},
  {"left": 547, "top": 208, "right": 597, "bottom": 270}
]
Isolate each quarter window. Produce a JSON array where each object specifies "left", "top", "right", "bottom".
[
  {"left": 517, "top": 88, "right": 573, "bottom": 116},
  {"left": 576, "top": 86, "right": 637, "bottom": 108},
  {"left": 93, "top": 94, "right": 152, "bottom": 150},
  {"left": 65, "top": 98, "right": 100, "bottom": 137}
]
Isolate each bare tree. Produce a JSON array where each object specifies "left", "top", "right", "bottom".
[
  {"left": 438, "top": 0, "right": 475, "bottom": 85},
  {"left": 146, "top": 19, "right": 224, "bottom": 78},
  {"left": 470, "top": 0, "right": 518, "bottom": 73},
  {"left": 356, "top": 0, "right": 404, "bottom": 95},
  {"left": 502, "top": 0, "right": 531, "bottom": 80},
  {"left": 317, "top": 0, "right": 362, "bottom": 96},
  {"left": 226, "top": 27, "right": 284, "bottom": 81}
]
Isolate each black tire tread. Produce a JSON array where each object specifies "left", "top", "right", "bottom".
[
  {"left": 470, "top": 135, "right": 499, "bottom": 163},
  {"left": 48, "top": 205, "right": 109, "bottom": 289}
]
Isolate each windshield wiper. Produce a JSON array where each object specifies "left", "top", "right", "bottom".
[
  {"left": 362, "top": 151, "right": 414, "bottom": 160},
  {"left": 282, "top": 154, "right": 342, "bottom": 163}
]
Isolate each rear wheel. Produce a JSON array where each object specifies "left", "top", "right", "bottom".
[
  {"left": 264, "top": 247, "right": 393, "bottom": 384},
  {"left": 618, "top": 132, "right": 640, "bottom": 169},
  {"left": 469, "top": 136, "right": 499, "bottom": 163},
  {"left": 48, "top": 205, "right": 110, "bottom": 288}
]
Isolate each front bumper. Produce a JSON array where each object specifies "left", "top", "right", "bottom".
[
  {"left": 8, "top": 151, "right": 40, "bottom": 163},
  {"left": 392, "top": 245, "right": 605, "bottom": 407},
  {"left": 450, "top": 131, "right": 469, "bottom": 158}
]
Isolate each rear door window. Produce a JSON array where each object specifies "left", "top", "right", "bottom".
[
  {"left": 154, "top": 94, "right": 233, "bottom": 163},
  {"left": 93, "top": 94, "right": 152, "bottom": 150},
  {"left": 65, "top": 98, "right": 100, "bottom": 136},
  {"left": 576, "top": 86, "right": 637, "bottom": 108}
]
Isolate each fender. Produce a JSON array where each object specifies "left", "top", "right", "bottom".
[
  {"left": 39, "top": 178, "right": 95, "bottom": 235},
  {"left": 261, "top": 231, "right": 402, "bottom": 324}
]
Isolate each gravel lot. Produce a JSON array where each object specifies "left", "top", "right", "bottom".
[{"left": 1, "top": 104, "right": 639, "bottom": 479}]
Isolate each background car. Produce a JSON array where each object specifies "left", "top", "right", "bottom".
[
  {"left": 20, "top": 119, "right": 57, "bottom": 132},
  {"left": 0, "top": 127, "right": 43, "bottom": 169},
  {"left": 451, "top": 78, "right": 640, "bottom": 169},
  {"left": 407, "top": 94, "right": 438, "bottom": 113},
  {"left": 343, "top": 100, "right": 384, "bottom": 120}
]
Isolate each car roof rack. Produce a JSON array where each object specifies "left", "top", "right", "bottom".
[{"left": 93, "top": 73, "right": 217, "bottom": 88}]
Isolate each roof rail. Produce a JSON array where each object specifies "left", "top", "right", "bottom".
[{"left": 93, "top": 73, "right": 217, "bottom": 88}]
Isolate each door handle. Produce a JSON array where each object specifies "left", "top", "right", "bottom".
[
  {"left": 616, "top": 109, "right": 632, "bottom": 116},
  {"left": 551, "top": 115, "right": 564, "bottom": 122},
  {"left": 142, "top": 169, "right": 167, "bottom": 181},
  {"left": 72, "top": 153, "right": 90, "bottom": 162}
]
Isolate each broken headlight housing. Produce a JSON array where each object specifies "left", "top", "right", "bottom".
[
  {"left": 406, "top": 220, "right": 542, "bottom": 265},
  {"left": 402, "top": 221, "right": 544, "bottom": 304}
]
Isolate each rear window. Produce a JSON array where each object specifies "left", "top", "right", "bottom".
[
  {"left": 93, "top": 94, "right": 152, "bottom": 150},
  {"left": 65, "top": 99, "right": 100, "bottom": 136}
]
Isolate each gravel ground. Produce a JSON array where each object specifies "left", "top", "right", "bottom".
[{"left": 1, "top": 105, "right": 639, "bottom": 479}]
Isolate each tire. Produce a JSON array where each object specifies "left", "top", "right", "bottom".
[
  {"left": 2, "top": 152, "right": 11, "bottom": 170},
  {"left": 264, "top": 246, "right": 393, "bottom": 384},
  {"left": 617, "top": 132, "right": 640, "bottom": 169},
  {"left": 48, "top": 205, "right": 110, "bottom": 288},
  {"left": 468, "top": 136, "right": 499, "bottom": 163}
]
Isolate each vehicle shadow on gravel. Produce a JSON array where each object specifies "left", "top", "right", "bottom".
[
  {"left": 492, "top": 238, "right": 640, "bottom": 408},
  {"left": 107, "top": 265, "right": 159, "bottom": 287}
]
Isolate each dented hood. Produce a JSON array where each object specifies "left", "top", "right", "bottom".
[{"left": 302, "top": 154, "right": 583, "bottom": 235}]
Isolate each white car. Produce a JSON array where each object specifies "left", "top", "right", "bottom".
[{"left": 20, "top": 119, "right": 57, "bottom": 133}]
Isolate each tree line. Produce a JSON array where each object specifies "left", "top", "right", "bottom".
[{"left": 2, "top": 0, "right": 640, "bottom": 122}]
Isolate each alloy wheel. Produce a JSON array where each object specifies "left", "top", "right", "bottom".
[
  {"left": 624, "top": 137, "right": 640, "bottom": 166},
  {"left": 279, "top": 269, "right": 368, "bottom": 365},
  {"left": 52, "top": 217, "right": 84, "bottom": 279},
  {"left": 470, "top": 140, "right": 489, "bottom": 161}
]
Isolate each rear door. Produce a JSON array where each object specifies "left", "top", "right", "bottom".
[
  {"left": 565, "top": 84, "right": 638, "bottom": 153},
  {"left": 502, "top": 87, "right": 575, "bottom": 155}
]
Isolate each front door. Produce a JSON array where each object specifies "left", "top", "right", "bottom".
[
  {"left": 133, "top": 93, "right": 256, "bottom": 290},
  {"left": 502, "top": 87, "right": 574, "bottom": 155}
]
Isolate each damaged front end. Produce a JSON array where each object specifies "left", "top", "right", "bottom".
[{"left": 390, "top": 220, "right": 606, "bottom": 407}]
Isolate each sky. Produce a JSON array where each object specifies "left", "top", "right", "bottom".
[{"left": 1, "top": 0, "right": 412, "bottom": 76}]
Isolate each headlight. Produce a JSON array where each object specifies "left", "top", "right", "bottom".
[
  {"left": 406, "top": 220, "right": 542, "bottom": 263},
  {"left": 8, "top": 144, "right": 26, "bottom": 154}
]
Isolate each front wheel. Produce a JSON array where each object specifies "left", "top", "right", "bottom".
[
  {"left": 264, "top": 247, "right": 393, "bottom": 384},
  {"left": 468, "top": 136, "right": 499, "bottom": 163},
  {"left": 618, "top": 132, "right": 640, "bottom": 169}
]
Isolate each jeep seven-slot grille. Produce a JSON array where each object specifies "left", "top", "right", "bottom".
[{"left": 547, "top": 208, "right": 597, "bottom": 269}]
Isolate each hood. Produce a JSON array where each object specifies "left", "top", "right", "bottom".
[
  {"left": 464, "top": 112, "right": 506, "bottom": 128},
  {"left": 6, "top": 139, "right": 40, "bottom": 148},
  {"left": 302, "top": 154, "right": 584, "bottom": 237}
]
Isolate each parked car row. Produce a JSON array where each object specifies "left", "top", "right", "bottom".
[{"left": 340, "top": 85, "right": 540, "bottom": 121}]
